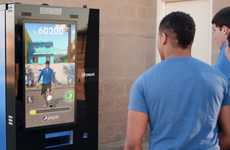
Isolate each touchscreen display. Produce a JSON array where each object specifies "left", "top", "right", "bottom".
[{"left": 24, "top": 22, "right": 76, "bottom": 128}]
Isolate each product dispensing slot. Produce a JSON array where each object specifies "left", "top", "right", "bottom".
[{"left": 45, "top": 131, "right": 73, "bottom": 149}]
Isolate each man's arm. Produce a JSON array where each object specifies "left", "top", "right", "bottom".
[
  {"left": 124, "top": 110, "right": 148, "bottom": 150},
  {"left": 38, "top": 70, "right": 43, "bottom": 83},
  {"left": 219, "top": 105, "right": 230, "bottom": 150}
]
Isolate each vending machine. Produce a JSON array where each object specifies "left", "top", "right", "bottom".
[{"left": 0, "top": 3, "right": 99, "bottom": 150}]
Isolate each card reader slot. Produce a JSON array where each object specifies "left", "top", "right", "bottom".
[{"left": 45, "top": 131, "right": 73, "bottom": 149}]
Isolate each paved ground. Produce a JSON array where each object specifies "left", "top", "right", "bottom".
[{"left": 25, "top": 85, "right": 75, "bottom": 128}]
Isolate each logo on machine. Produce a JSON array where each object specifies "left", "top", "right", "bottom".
[
  {"left": 42, "top": 115, "right": 48, "bottom": 121},
  {"left": 42, "top": 115, "right": 60, "bottom": 121},
  {"left": 82, "top": 72, "right": 96, "bottom": 77}
]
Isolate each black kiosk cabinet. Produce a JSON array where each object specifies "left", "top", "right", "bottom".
[{"left": 0, "top": 3, "right": 99, "bottom": 150}]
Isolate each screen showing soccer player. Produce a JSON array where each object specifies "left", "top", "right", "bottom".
[{"left": 24, "top": 22, "right": 76, "bottom": 128}]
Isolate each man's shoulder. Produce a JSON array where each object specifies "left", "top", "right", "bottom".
[
  {"left": 48, "top": 68, "right": 54, "bottom": 72},
  {"left": 212, "top": 66, "right": 229, "bottom": 82},
  {"left": 134, "top": 65, "right": 158, "bottom": 85},
  {"left": 190, "top": 57, "right": 222, "bottom": 74},
  {"left": 197, "top": 61, "right": 229, "bottom": 86}
]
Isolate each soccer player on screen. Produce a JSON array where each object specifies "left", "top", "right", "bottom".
[{"left": 38, "top": 60, "right": 55, "bottom": 107}]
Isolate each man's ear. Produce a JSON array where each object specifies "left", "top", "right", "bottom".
[
  {"left": 160, "top": 32, "right": 167, "bottom": 46},
  {"left": 221, "top": 25, "right": 230, "bottom": 36}
]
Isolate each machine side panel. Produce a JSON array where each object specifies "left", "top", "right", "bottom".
[
  {"left": 6, "top": 4, "right": 16, "bottom": 150},
  {"left": 85, "top": 9, "right": 99, "bottom": 150},
  {"left": 0, "top": 6, "right": 7, "bottom": 150}
]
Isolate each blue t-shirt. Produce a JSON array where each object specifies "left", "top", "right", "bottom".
[
  {"left": 38, "top": 67, "right": 54, "bottom": 84},
  {"left": 129, "top": 56, "right": 230, "bottom": 150},
  {"left": 215, "top": 42, "right": 230, "bottom": 79}
]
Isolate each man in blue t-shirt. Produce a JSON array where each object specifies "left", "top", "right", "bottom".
[
  {"left": 212, "top": 7, "right": 230, "bottom": 150},
  {"left": 124, "top": 12, "right": 230, "bottom": 150},
  {"left": 38, "top": 60, "right": 55, "bottom": 107},
  {"left": 212, "top": 7, "right": 230, "bottom": 79}
]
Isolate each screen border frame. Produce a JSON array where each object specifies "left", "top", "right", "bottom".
[{"left": 22, "top": 19, "right": 78, "bottom": 130}]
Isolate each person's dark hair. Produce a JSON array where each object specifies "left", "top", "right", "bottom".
[
  {"left": 212, "top": 7, "right": 230, "bottom": 47},
  {"left": 159, "top": 11, "right": 196, "bottom": 49},
  {"left": 212, "top": 7, "right": 230, "bottom": 28},
  {"left": 45, "top": 60, "right": 50, "bottom": 65}
]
